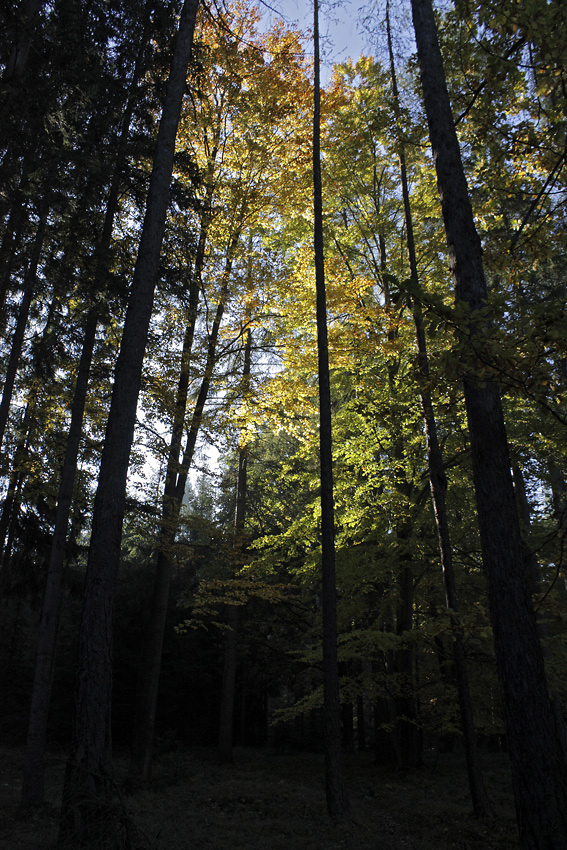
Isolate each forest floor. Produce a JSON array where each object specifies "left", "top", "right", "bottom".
[{"left": 0, "top": 744, "right": 519, "bottom": 850}]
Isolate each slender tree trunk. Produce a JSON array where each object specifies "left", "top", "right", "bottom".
[
  {"left": 218, "top": 328, "right": 251, "bottom": 765},
  {"left": 129, "top": 229, "right": 239, "bottom": 779},
  {"left": 410, "top": 0, "right": 567, "bottom": 845},
  {"left": 218, "top": 600, "right": 239, "bottom": 762},
  {"left": 0, "top": 158, "right": 33, "bottom": 322},
  {"left": 59, "top": 2, "right": 199, "bottom": 840},
  {"left": 512, "top": 463, "right": 567, "bottom": 757},
  {"left": 21, "top": 310, "right": 98, "bottom": 808},
  {"left": 356, "top": 692, "right": 366, "bottom": 751},
  {"left": 313, "top": 0, "right": 350, "bottom": 822},
  {"left": 549, "top": 462, "right": 567, "bottom": 531},
  {"left": 394, "top": 554, "right": 422, "bottom": 769},
  {"left": 0, "top": 201, "right": 48, "bottom": 454},
  {"left": 386, "top": 2, "right": 492, "bottom": 815},
  {"left": 0, "top": 464, "right": 27, "bottom": 586}
]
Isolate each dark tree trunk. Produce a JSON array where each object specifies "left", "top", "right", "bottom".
[
  {"left": 410, "top": 0, "right": 567, "bottom": 845},
  {"left": 20, "top": 33, "right": 147, "bottom": 801},
  {"left": 129, "top": 229, "right": 239, "bottom": 781},
  {"left": 313, "top": 0, "right": 350, "bottom": 822},
  {"left": 341, "top": 701, "right": 354, "bottom": 753},
  {"left": 0, "top": 158, "right": 32, "bottom": 322},
  {"left": 0, "top": 452, "right": 27, "bottom": 583},
  {"left": 128, "top": 177, "right": 217, "bottom": 781},
  {"left": 218, "top": 328, "right": 251, "bottom": 766},
  {"left": 512, "top": 463, "right": 567, "bottom": 757},
  {"left": 386, "top": 1, "right": 492, "bottom": 815},
  {"left": 218, "top": 602, "right": 239, "bottom": 764},
  {"left": 356, "top": 693, "right": 366, "bottom": 752},
  {"left": 548, "top": 463, "right": 566, "bottom": 530},
  {"left": 21, "top": 309, "right": 98, "bottom": 808},
  {"left": 0, "top": 200, "right": 48, "bottom": 454},
  {"left": 59, "top": 1, "right": 199, "bottom": 841},
  {"left": 394, "top": 560, "right": 422, "bottom": 770}
]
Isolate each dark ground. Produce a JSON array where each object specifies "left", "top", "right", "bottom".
[{"left": 0, "top": 744, "right": 518, "bottom": 849}]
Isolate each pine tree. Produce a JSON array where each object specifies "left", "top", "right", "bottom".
[{"left": 410, "top": 0, "right": 567, "bottom": 845}]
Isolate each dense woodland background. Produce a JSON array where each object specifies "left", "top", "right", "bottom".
[{"left": 0, "top": 0, "right": 566, "bottom": 847}]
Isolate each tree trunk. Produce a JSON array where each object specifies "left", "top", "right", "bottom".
[
  {"left": 512, "top": 463, "right": 567, "bottom": 757},
  {"left": 410, "top": 0, "right": 567, "bottom": 845},
  {"left": 129, "top": 228, "right": 239, "bottom": 780},
  {"left": 59, "top": 1, "right": 199, "bottom": 841},
  {"left": 218, "top": 328, "right": 251, "bottom": 766},
  {"left": 313, "top": 0, "right": 350, "bottom": 822},
  {"left": 356, "top": 693, "right": 366, "bottom": 751},
  {"left": 386, "top": 1, "right": 492, "bottom": 814},
  {"left": 0, "top": 464, "right": 26, "bottom": 586},
  {"left": 218, "top": 602, "right": 239, "bottom": 764},
  {"left": 1, "top": 0, "right": 46, "bottom": 90},
  {"left": 0, "top": 200, "right": 48, "bottom": 454},
  {"left": 394, "top": 559, "right": 422, "bottom": 770},
  {"left": 0, "top": 157, "right": 32, "bottom": 322},
  {"left": 21, "top": 34, "right": 150, "bottom": 805}
]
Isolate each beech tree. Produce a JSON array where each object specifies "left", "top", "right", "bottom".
[
  {"left": 129, "top": 5, "right": 313, "bottom": 779},
  {"left": 313, "top": 0, "right": 350, "bottom": 822}
]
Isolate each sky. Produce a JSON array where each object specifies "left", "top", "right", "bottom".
[{"left": 256, "top": 0, "right": 373, "bottom": 81}]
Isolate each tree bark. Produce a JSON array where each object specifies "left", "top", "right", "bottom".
[
  {"left": 512, "top": 463, "right": 567, "bottom": 757},
  {"left": 386, "top": 1, "right": 492, "bottom": 815},
  {"left": 410, "top": 0, "right": 567, "bottom": 845},
  {"left": 59, "top": 1, "right": 199, "bottom": 840},
  {"left": 313, "top": 0, "right": 350, "bottom": 822},
  {"left": 218, "top": 328, "right": 252, "bottom": 765},
  {"left": 129, "top": 227, "right": 239, "bottom": 781}
]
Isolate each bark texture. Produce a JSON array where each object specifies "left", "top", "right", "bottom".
[
  {"left": 386, "top": 2, "right": 492, "bottom": 815},
  {"left": 410, "top": 0, "right": 567, "bottom": 846}
]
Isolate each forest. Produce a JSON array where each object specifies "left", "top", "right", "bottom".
[{"left": 0, "top": 0, "right": 566, "bottom": 847}]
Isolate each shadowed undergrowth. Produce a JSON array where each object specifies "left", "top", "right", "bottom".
[{"left": 0, "top": 745, "right": 518, "bottom": 849}]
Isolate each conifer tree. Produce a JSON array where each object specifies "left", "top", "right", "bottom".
[
  {"left": 410, "top": 0, "right": 567, "bottom": 845},
  {"left": 59, "top": 0, "right": 199, "bottom": 839}
]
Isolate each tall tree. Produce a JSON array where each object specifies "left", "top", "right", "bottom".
[
  {"left": 59, "top": 0, "right": 200, "bottom": 840},
  {"left": 20, "top": 21, "right": 151, "bottom": 805},
  {"left": 129, "top": 4, "right": 312, "bottom": 778},
  {"left": 313, "top": 0, "right": 350, "bottom": 823},
  {"left": 386, "top": 2, "right": 492, "bottom": 816},
  {"left": 129, "top": 225, "right": 241, "bottom": 779},
  {"left": 409, "top": 0, "right": 567, "bottom": 846},
  {"left": 218, "top": 327, "right": 252, "bottom": 765}
]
